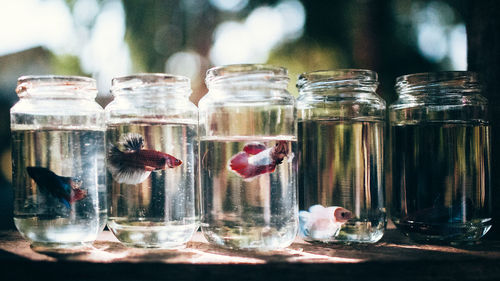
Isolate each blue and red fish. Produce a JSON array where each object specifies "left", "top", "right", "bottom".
[
  {"left": 107, "top": 133, "right": 182, "bottom": 184},
  {"left": 299, "top": 205, "right": 353, "bottom": 240},
  {"left": 228, "top": 141, "right": 289, "bottom": 180},
  {"left": 26, "top": 166, "right": 86, "bottom": 208}
]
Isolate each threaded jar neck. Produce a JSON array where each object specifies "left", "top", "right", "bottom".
[
  {"left": 16, "top": 75, "right": 97, "bottom": 99},
  {"left": 111, "top": 73, "right": 192, "bottom": 97},
  {"left": 205, "top": 64, "right": 289, "bottom": 90},
  {"left": 395, "top": 71, "right": 480, "bottom": 96},
  {"left": 297, "top": 69, "right": 379, "bottom": 93}
]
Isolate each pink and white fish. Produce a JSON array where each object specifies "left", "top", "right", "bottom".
[
  {"left": 228, "top": 141, "right": 289, "bottom": 181},
  {"left": 299, "top": 204, "right": 353, "bottom": 240}
]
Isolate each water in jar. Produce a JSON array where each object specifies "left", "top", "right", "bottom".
[
  {"left": 200, "top": 136, "right": 297, "bottom": 250},
  {"left": 12, "top": 129, "right": 105, "bottom": 247},
  {"left": 106, "top": 121, "right": 198, "bottom": 248},
  {"left": 298, "top": 119, "right": 385, "bottom": 243},
  {"left": 391, "top": 121, "right": 492, "bottom": 243}
]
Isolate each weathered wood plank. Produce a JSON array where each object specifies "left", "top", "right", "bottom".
[{"left": 1, "top": 230, "right": 500, "bottom": 281}]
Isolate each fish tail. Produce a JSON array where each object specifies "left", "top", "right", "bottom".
[
  {"left": 229, "top": 154, "right": 266, "bottom": 180},
  {"left": 26, "top": 166, "right": 37, "bottom": 178},
  {"left": 27, "top": 166, "right": 74, "bottom": 207},
  {"left": 228, "top": 152, "right": 249, "bottom": 173},
  {"left": 108, "top": 145, "right": 125, "bottom": 166},
  {"left": 107, "top": 145, "right": 126, "bottom": 174},
  {"left": 228, "top": 152, "right": 258, "bottom": 179},
  {"left": 107, "top": 144, "right": 151, "bottom": 185}
]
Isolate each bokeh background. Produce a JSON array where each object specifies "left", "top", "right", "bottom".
[{"left": 0, "top": 0, "right": 475, "bottom": 229}]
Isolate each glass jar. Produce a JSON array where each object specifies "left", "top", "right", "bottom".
[
  {"left": 297, "top": 70, "right": 386, "bottom": 244},
  {"left": 199, "top": 64, "right": 297, "bottom": 250},
  {"left": 391, "top": 71, "right": 492, "bottom": 243},
  {"left": 105, "top": 74, "right": 198, "bottom": 248},
  {"left": 11, "top": 75, "right": 106, "bottom": 249}
]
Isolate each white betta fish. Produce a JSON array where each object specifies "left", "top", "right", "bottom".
[{"left": 299, "top": 204, "right": 353, "bottom": 240}]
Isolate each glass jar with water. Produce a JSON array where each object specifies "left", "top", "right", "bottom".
[
  {"left": 105, "top": 74, "right": 198, "bottom": 248},
  {"left": 11, "top": 76, "right": 106, "bottom": 249},
  {"left": 199, "top": 64, "right": 298, "bottom": 250},
  {"left": 391, "top": 71, "right": 492, "bottom": 243},
  {"left": 297, "top": 70, "right": 386, "bottom": 243}
]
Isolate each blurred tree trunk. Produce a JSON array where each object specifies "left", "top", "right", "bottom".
[{"left": 466, "top": 0, "right": 500, "bottom": 239}]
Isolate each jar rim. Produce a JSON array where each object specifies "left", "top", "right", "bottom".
[
  {"left": 16, "top": 75, "right": 97, "bottom": 96},
  {"left": 205, "top": 64, "right": 289, "bottom": 87},
  {"left": 395, "top": 71, "right": 479, "bottom": 92},
  {"left": 297, "top": 69, "right": 378, "bottom": 89},
  {"left": 111, "top": 73, "right": 191, "bottom": 93}
]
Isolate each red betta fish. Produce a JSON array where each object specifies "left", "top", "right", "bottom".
[
  {"left": 107, "top": 133, "right": 182, "bottom": 184},
  {"left": 26, "top": 166, "right": 86, "bottom": 209},
  {"left": 228, "top": 141, "right": 289, "bottom": 180}
]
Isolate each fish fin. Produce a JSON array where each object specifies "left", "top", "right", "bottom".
[
  {"left": 243, "top": 143, "right": 267, "bottom": 155},
  {"left": 121, "top": 133, "right": 144, "bottom": 151},
  {"left": 110, "top": 165, "right": 151, "bottom": 185},
  {"left": 298, "top": 210, "right": 311, "bottom": 238},
  {"left": 58, "top": 176, "right": 75, "bottom": 193},
  {"left": 60, "top": 198, "right": 71, "bottom": 209},
  {"left": 299, "top": 210, "right": 311, "bottom": 226},
  {"left": 309, "top": 204, "right": 326, "bottom": 213},
  {"left": 144, "top": 166, "right": 156, "bottom": 171}
]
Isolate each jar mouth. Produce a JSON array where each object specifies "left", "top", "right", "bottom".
[
  {"left": 297, "top": 69, "right": 378, "bottom": 90},
  {"left": 395, "top": 71, "right": 479, "bottom": 93},
  {"left": 205, "top": 64, "right": 289, "bottom": 88},
  {"left": 16, "top": 75, "right": 97, "bottom": 97},
  {"left": 111, "top": 73, "right": 191, "bottom": 94}
]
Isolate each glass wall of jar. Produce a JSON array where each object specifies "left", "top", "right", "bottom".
[
  {"left": 296, "top": 70, "right": 386, "bottom": 244},
  {"left": 390, "top": 71, "right": 492, "bottom": 244},
  {"left": 105, "top": 74, "right": 198, "bottom": 248},
  {"left": 10, "top": 76, "right": 106, "bottom": 249},
  {"left": 199, "top": 64, "right": 297, "bottom": 250}
]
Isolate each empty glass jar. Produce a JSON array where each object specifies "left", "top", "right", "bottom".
[
  {"left": 297, "top": 70, "right": 386, "bottom": 243},
  {"left": 105, "top": 74, "right": 198, "bottom": 248},
  {"left": 391, "top": 71, "right": 492, "bottom": 244},
  {"left": 11, "top": 75, "right": 106, "bottom": 249},
  {"left": 198, "top": 64, "right": 298, "bottom": 250}
]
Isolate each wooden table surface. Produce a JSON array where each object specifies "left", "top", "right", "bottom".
[{"left": 0, "top": 228, "right": 499, "bottom": 281}]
